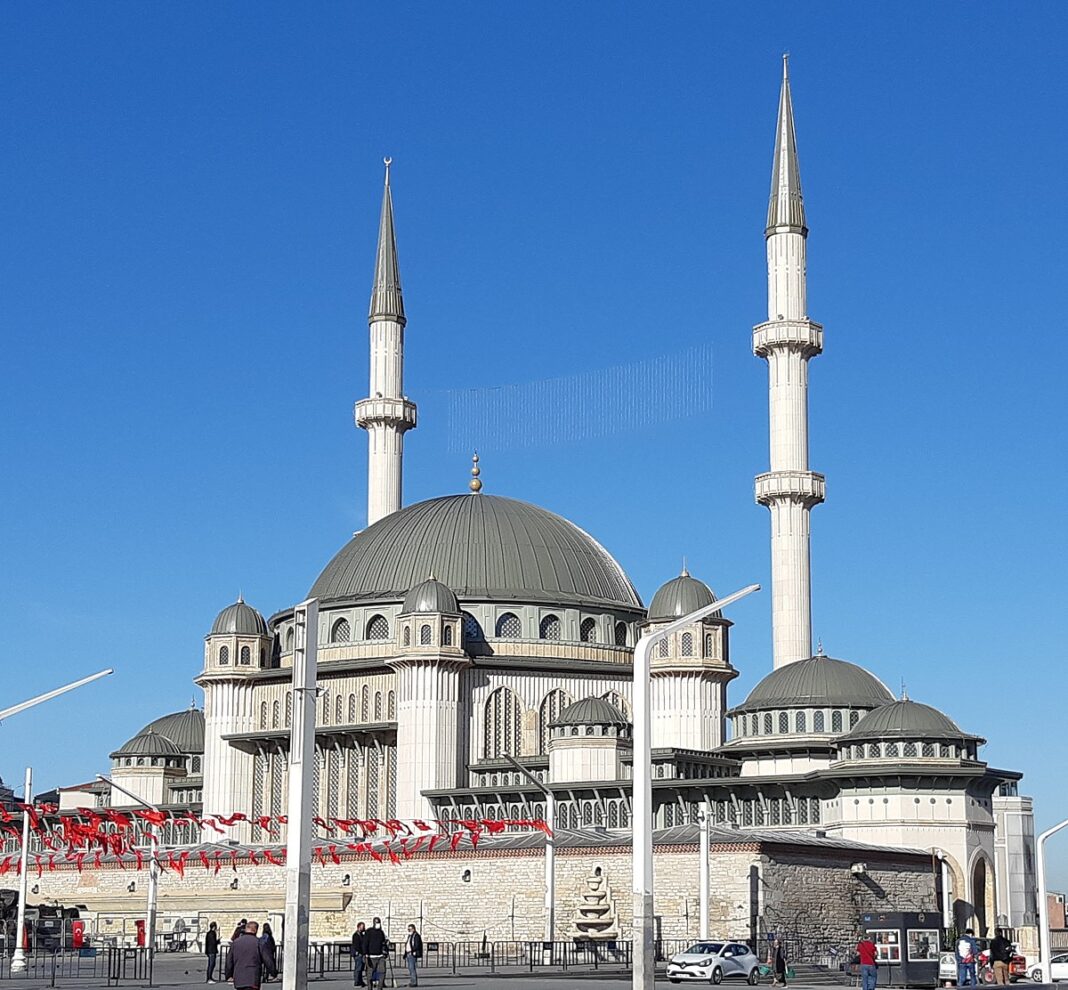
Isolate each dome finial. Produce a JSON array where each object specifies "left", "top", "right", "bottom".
[
  {"left": 469, "top": 451, "right": 483, "bottom": 493},
  {"left": 901, "top": 679, "right": 908, "bottom": 701},
  {"left": 816, "top": 638, "right": 824, "bottom": 656},
  {"left": 383, "top": 156, "right": 392, "bottom": 185},
  {"left": 681, "top": 556, "right": 689, "bottom": 578},
  {"left": 237, "top": 590, "right": 244, "bottom": 604}
]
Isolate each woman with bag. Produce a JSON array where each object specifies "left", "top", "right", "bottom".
[{"left": 768, "top": 938, "right": 788, "bottom": 987}]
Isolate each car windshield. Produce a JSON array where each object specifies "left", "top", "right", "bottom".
[{"left": 687, "top": 943, "right": 724, "bottom": 955}]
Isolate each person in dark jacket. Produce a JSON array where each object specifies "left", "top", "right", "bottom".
[
  {"left": 989, "top": 929, "right": 1014, "bottom": 986},
  {"left": 768, "top": 938, "right": 788, "bottom": 987},
  {"left": 363, "top": 918, "right": 388, "bottom": 990},
  {"left": 402, "top": 924, "right": 423, "bottom": 987},
  {"left": 205, "top": 922, "right": 220, "bottom": 984},
  {"left": 351, "top": 923, "right": 367, "bottom": 987},
  {"left": 225, "top": 922, "right": 277, "bottom": 990},
  {"left": 258, "top": 924, "right": 277, "bottom": 983}
]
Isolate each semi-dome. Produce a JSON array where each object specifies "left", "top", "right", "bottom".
[
  {"left": 142, "top": 707, "right": 205, "bottom": 754},
  {"left": 730, "top": 655, "right": 893, "bottom": 714},
  {"left": 553, "top": 696, "right": 630, "bottom": 727},
  {"left": 841, "top": 699, "right": 981, "bottom": 743},
  {"left": 210, "top": 597, "right": 268, "bottom": 636},
  {"left": 111, "top": 729, "right": 183, "bottom": 759},
  {"left": 402, "top": 577, "right": 460, "bottom": 615},
  {"left": 647, "top": 571, "right": 716, "bottom": 621},
  {"left": 309, "top": 494, "right": 642, "bottom": 610}
]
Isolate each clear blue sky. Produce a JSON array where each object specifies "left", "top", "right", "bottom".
[{"left": 2, "top": 4, "right": 1066, "bottom": 881}]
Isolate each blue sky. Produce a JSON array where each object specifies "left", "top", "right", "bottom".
[{"left": 2, "top": 4, "right": 1066, "bottom": 881}]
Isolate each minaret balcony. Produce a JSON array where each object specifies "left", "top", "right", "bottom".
[
  {"left": 755, "top": 470, "right": 826, "bottom": 507},
  {"left": 752, "top": 319, "right": 823, "bottom": 358},
  {"left": 354, "top": 396, "right": 417, "bottom": 431}
]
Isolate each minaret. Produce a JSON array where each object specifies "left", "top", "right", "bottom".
[
  {"left": 753, "top": 57, "right": 825, "bottom": 669},
  {"left": 355, "top": 158, "right": 417, "bottom": 527}
]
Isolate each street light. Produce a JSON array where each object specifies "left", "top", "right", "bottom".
[
  {"left": 503, "top": 754, "right": 556, "bottom": 949},
  {"left": 632, "top": 583, "right": 761, "bottom": 990},
  {"left": 1036, "top": 817, "right": 1068, "bottom": 983}
]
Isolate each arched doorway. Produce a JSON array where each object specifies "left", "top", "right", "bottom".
[{"left": 972, "top": 858, "right": 989, "bottom": 936}]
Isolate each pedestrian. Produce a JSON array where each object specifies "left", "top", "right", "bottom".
[
  {"left": 205, "top": 922, "right": 220, "bottom": 984},
  {"left": 856, "top": 931, "right": 878, "bottom": 990},
  {"left": 351, "top": 922, "right": 367, "bottom": 988},
  {"left": 955, "top": 928, "right": 979, "bottom": 987},
  {"left": 232, "top": 919, "right": 248, "bottom": 943},
  {"left": 259, "top": 923, "right": 277, "bottom": 983},
  {"left": 989, "top": 929, "right": 1013, "bottom": 986},
  {"left": 363, "top": 917, "right": 388, "bottom": 990},
  {"left": 225, "top": 921, "right": 277, "bottom": 990},
  {"left": 768, "top": 938, "right": 788, "bottom": 987},
  {"left": 402, "top": 924, "right": 423, "bottom": 987}
]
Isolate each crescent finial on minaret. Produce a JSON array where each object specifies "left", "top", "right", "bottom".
[{"left": 383, "top": 157, "right": 392, "bottom": 184}]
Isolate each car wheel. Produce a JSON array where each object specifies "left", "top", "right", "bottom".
[
  {"left": 1031, "top": 971, "right": 1043, "bottom": 983},
  {"left": 712, "top": 968, "right": 724, "bottom": 985},
  {"left": 749, "top": 969, "right": 760, "bottom": 985}
]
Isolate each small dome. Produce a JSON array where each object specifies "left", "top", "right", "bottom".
[
  {"left": 648, "top": 571, "right": 716, "bottom": 621},
  {"left": 842, "top": 699, "right": 981, "bottom": 743},
  {"left": 553, "top": 696, "right": 630, "bottom": 727},
  {"left": 210, "top": 598, "right": 268, "bottom": 636},
  {"left": 402, "top": 577, "right": 460, "bottom": 615},
  {"left": 142, "top": 707, "right": 205, "bottom": 754},
  {"left": 731, "top": 655, "right": 894, "bottom": 714},
  {"left": 111, "top": 730, "right": 183, "bottom": 760}
]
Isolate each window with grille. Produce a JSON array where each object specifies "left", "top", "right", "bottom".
[
  {"left": 420, "top": 624, "right": 432, "bottom": 645},
  {"left": 366, "top": 748, "right": 379, "bottom": 819},
  {"left": 443, "top": 625, "right": 453, "bottom": 646},
  {"left": 795, "top": 711, "right": 806, "bottom": 733},
  {"left": 764, "top": 713, "right": 773, "bottom": 734},
  {"left": 681, "top": 632, "right": 693, "bottom": 656},
  {"left": 754, "top": 803, "right": 765, "bottom": 826},
  {"left": 798, "top": 799, "right": 808, "bottom": 824},
  {"left": 922, "top": 742, "right": 935, "bottom": 757},
  {"left": 286, "top": 628, "right": 294, "bottom": 651},
  {"left": 608, "top": 802, "right": 619, "bottom": 828},
  {"left": 374, "top": 692, "right": 383, "bottom": 721},
  {"left": 868, "top": 743, "right": 880, "bottom": 758},
  {"left": 849, "top": 710, "right": 859, "bottom": 728},
  {"left": 770, "top": 800, "right": 781, "bottom": 826},
  {"left": 240, "top": 646, "right": 251, "bottom": 665},
  {"left": 886, "top": 742, "right": 899, "bottom": 757},
  {"left": 810, "top": 798, "right": 821, "bottom": 823},
  {"left": 327, "top": 750, "right": 340, "bottom": 822},
  {"left": 940, "top": 743, "right": 950, "bottom": 758},
  {"left": 463, "top": 612, "right": 483, "bottom": 641},
  {"left": 346, "top": 748, "right": 360, "bottom": 818},
  {"left": 322, "top": 692, "right": 330, "bottom": 724},
  {"left": 580, "top": 617, "right": 596, "bottom": 643},
  {"left": 658, "top": 638, "right": 669, "bottom": 659},
  {"left": 192, "top": 756, "right": 201, "bottom": 774},
  {"left": 484, "top": 687, "right": 522, "bottom": 758},
  {"left": 285, "top": 692, "right": 292, "bottom": 727},
  {"left": 361, "top": 687, "right": 370, "bottom": 721},
  {"left": 739, "top": 717, "right": 747, "bottom": 737},
  {"left": 539, "top": 614, "right": 561, "bottom": 640},
  {"left": 348, "top": 694, "right": 356, "bottom": 723},
  {"left": 272, "top": 700, "right": 279, "bottom": 729},
  {"left": 538, "top": 689, "right": 571, "bottom": 753},
  {"left": 331, "top": 618, "right": 350, "bottom": 643},
  {"left": 335, "top": 696, "right": 343, "bottom": 724},
  {"left": 704, "top": 632, "right": 713, "bottom": 656},
  {"left": 218, "top": 646, "right": 229, "bottom": 665},
  {"left": 904, "top": 741, "right": 917, "bottom": 757},
  {"left": 260, "top": 702, "right": 268, "bottom": 729},
  {"left": 403, "top": 626, "right": 411, "bottom": 647},
  {"left": 751, "top": 714, "right": 759, "bottom": 735},
  {"left": 832, "top": 711, "right": 843, "bottom": 732},
  {"left": 387, "top": 692, "right": 396, "bottom": 720},
  {"left": 366, "top": 615, "right": 389, "bottom": 640},
  {"left": 270, "top": 752, "right": 283, "bottom": 817},
  {"left": 614, "top": 622, "right": 628, "bottom": 646},
  {"left": 778, "top": 711, "right": 789, "bottom": 733},
  {"left": 496, "top": 612, "right": 521, "bottom": 638}
]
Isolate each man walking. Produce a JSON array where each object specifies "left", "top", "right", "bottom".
[
  {"left": 402, "top": 924, "right": 423, "bottom": 987},
  {"left": 225, "top": 921, "right": 277, "bottom": 990},
  {"left": 363, "top": 917, "right": 388, "bottom": 990},
  {"left": 351, "top": 922, "right": 367, "bottom": 988},
  {"left": 205, "top": 922, "right": 220, "bottom": 984},
  {"left": 856, "top": 931, "right": 878, "bottom": 990},
  {"left": 955, "top": 928, "right": 979, "bottom": 987},
  {"left": 989, "top": 929, "right": 1014, "bottom": 985}
]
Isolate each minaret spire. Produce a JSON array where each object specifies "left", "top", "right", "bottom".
[
  {"left": 753, "top": 59, "right": 825, "bottom": 669},
  {"left": 355, "top": 158, "right": 418, "bottom": 527}
]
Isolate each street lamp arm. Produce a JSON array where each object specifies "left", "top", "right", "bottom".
[
  {"left": 0, "top": 669, "right": 113, "bottom": 723},
  {"left": 95, "top": 774, "right": 161, "bottom": 814},
  {"left": 641, "top": 584, "right": 761, "bottom": 644}
]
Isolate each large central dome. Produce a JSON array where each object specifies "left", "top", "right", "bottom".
[{"left": 309, "top": 494, "right": 642, "bottom": 610}]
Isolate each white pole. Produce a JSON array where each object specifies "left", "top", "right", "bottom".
[
  {"left": 9, "top": 767, "right": 32, "bottom": 974},
  {"left": 147, "top": 825, "right": 159, "bottom": 960},
  {"left": 546, "top": 790, "right": 556, "bottom": 946},
  {"left": 1037, "top": 818, "right": 1068, "bottom": 984},
  {"left": 283, "top": 599, "right": 318, "bottom": 990},
  {"left": 0, "top": 669, "right": 113, "bottom": 723},
  {"left": 632, "top": 584, "right": 760, "bottom": 990},
  {"left": 699, "top": 797, "right": 710, "bottom": 940}
]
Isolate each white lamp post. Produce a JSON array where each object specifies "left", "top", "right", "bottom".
[
  {"left": 504, "top": 754, "right": 556, "bottom": 949},
  {"left": 1037, "top": 817, "right": 1068, "bottom": 983},
  {"left": 632, "top": 583, "right": 760, "bottom": 990},
  {"left": 0, "top": 669, "right": 113, "bottom": 723},
  {"left": 699, "top": 796, "right": 711, "bottom": 940}
]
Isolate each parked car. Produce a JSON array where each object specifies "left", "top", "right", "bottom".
[
  {"left": 667, "top": 941, "right": 761, "bottom": 985},
  {"left": 1029, "top": 953, "right": 1068, "bottom": 982},
  {"left": 977, "top": 947, "right": 1028, "bottom": 983}
]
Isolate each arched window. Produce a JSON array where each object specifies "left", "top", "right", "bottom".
[
  {"left": 484, "top": 687, "right": 522, "bottom": 758},
  {"left": 778, "top": 711, "right": 789, "bottom": 733},
  {"left": 831, "top": 711, "right": 843, "bottom": 732},
  {"left": 614, "top": 622, "right": 628, "bottom": 647},
  {"left": 335, "top": 696, "right": 343, "bottom": 724},
  {"left": 739, "top": 717, "right": 747, "bottom": 737},
  {"left": 922, "top": 742, "right": 935, "bottom": 757},
  {"left": 539, "top": 689, "right": 572, "bottom": 753},
  {"left": 285, "top": 628, "right": 294, "bottom": 651},
  {"left": 331, "top": 618, "right": 350, "bottom": 643},
  {"left": 260, "top": 648, "right": 266, "bottom": 667},
  {"left": 904, "top": 741, "right": 917, "bottom": 757},
  {"left": 608, "top": 802, "right": 619, "bottom": 829},
  {"left": 443, "top": 624, "right": 453, "bottom": 646},
  {"left": 366, "top": 615, "right": 390, "bottom": 640},
  {"left": 322, "top": 691, "right": 330, "bottom": 724},
  {"left": 496, "top": 612, "right": 522, "bottom": 638},
  {"left": 420, "top": 623, "right": 432, "bottom": 645},
  {"left": 463, "top": 612, "right": 483, "bottom": 641},
  {"left": 658, "top": 638, "right": 669, "bottom": 659},
  {"left": 387, "top": 692, "right": 396, "bottom": 720},
  {"left": 795, "top": 711, "right": 806, "bottom": 733},
  {"left": 886, "top": 742, "right": 899, "bottom": 757},
  {"left": 704, "top": 632, "right": 713, "bottom": 656},
  {"left": 260, "top": 702, "right": 268, "bottom": 729},
  {"left": 218, "top": 646, "right": 229, "bottom": 665},
  {"left": 374, "top": 692, "right": 383, "bottom": 721},
  {"left": 539, "top": 614, "right": 561, "bottom": 640},
  {"left": 681, "top": 632, "right": 693, "bottom": 656},
  {"left": 361, "top": 686, "right": 370, "bottom": 721},
  {"left": 403, "top": 626, "right": 411, "bottom": 647},
  {"left": 285, "top": 692, "right": 292, "bottom": 727},
  {"left": 849, "top": 710, "right": 860, "bottom": 729},
  {"left": 272, "top": 700, "right": 280, "bottom": 729},
  {"left": 764, "top": 713, "right": 773, "bottom": 735},
  {"left": 240, "top": 646, "right": 251, "bottom": 665},
  {"left": 582, "top": 802, "right": 594, "bottom": 826},
  {"left": 813, "top": 710, "right": 825, "bottom": 732},
  {"left": 192, "top": 755, "right": 201, "bottom": 773},
  {"left": 580, "top": 618, "right": 597, "bottom": 643},
  {"left": 751, "top": 713, "right": 759, "bottom": 735},
  {"left": 868, "top": 743, "right": 881, "bottom": 758}
]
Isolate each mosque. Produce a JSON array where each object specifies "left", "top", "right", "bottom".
[{"left": 37, "top": 60, "right": 1037, "bottom": 944}]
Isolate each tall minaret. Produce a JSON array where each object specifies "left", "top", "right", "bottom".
[
  {"left": 753, "top": 57, "right": 825, "bottom": 669},
  {"left": 355, "top": 158, "right": 417, "bottom": 526}
]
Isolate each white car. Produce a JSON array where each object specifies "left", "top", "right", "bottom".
[
  {"left": 1030, "top": 953, "right": 1068, "bottom": 982},
  {"left": 667, "top": 941, "right": 762, "bottom": 985}
]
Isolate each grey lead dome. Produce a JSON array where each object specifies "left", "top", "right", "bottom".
[
  {"left": 647, "top": 572, "right": 717, "bottom": 621},
  {"left": 842, "top": 699, "right": 982, "bottom": 743},
  {"left": 553, "top": 696, "right": 630, "bottom": 727},
  {"left": 309, "top": 494, "right": 642, "bottom": 610},
  {"left": 731, "top": 655, "right": 894, "bottom": 714},
  {"left": 210, "top": 599, "right": 268, "bottom": 637},
  {"left": 402, "top": 577, "right": 460, "bottom": 615}
]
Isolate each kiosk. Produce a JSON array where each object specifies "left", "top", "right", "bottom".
[{"left": 860, "top": 911, "right": 941, "bottom": 987}]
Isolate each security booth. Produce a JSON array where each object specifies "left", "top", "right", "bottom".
[{"left": 860, "top": 911, "right": 940, "bottom": 988}]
